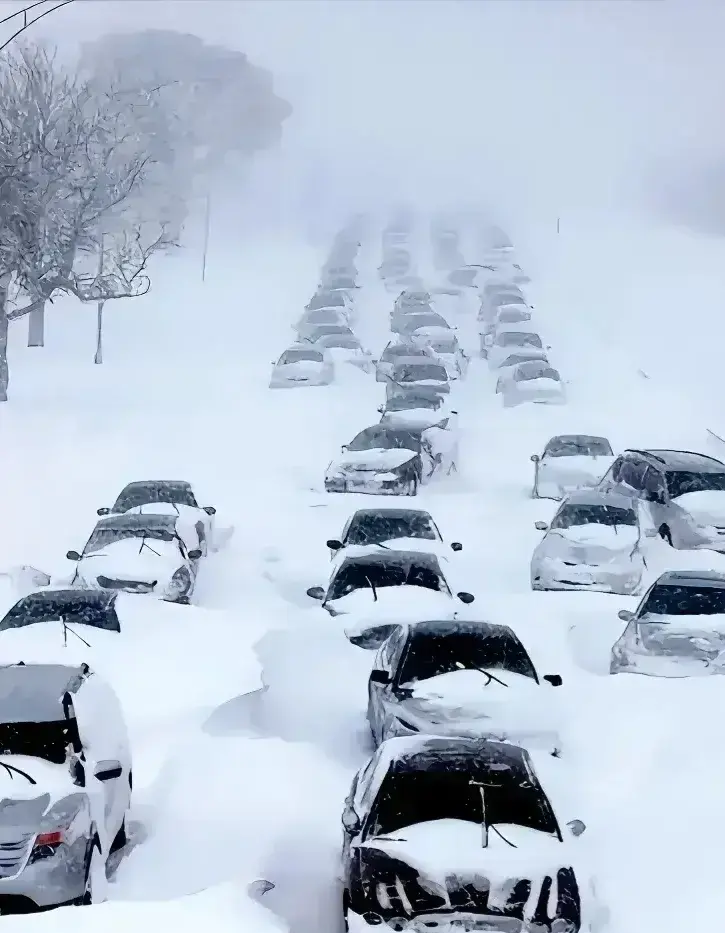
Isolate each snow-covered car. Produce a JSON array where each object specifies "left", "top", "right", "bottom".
[
  {"left": 340, "top": 736, "right": 587, "bottom": 933},
  {"left": 480, "top": 304, "right": 533, "bottom": 351},
  {"left": 306, "top": 548, "right": 474, "bottom": 616},
  {"left": 446, "top": 264, "right": 493, "bottom": 289},
  {"left": 65, "top": 513, "right": 201, "bottom": 603},
  {"left": 482, "top": 318, "right": 539, "bottom": 359},
  {"left": 326, "top": 507, "right": 462, "bottom": 557},
  {"left": 478, "top": 286, "right": 527, "bottom": 324},
  {"left": 497, "top": 361, "right": 566, "bottom": 408},
  {"left": 311, "top": 333, "right": 374, "bottom": 373},
  {"left": 378, "top": 402, "right": 459, "bottom": 474},
  {"left": 393, "top": 290, "right": 432, "bottom": 314},
  {"left": 410, "top": 327, "right": 468, "bottom": 379},
  {"left": 94, "top": 479, "right": 217, "bottom": 555},
  {"left": 497, "top": 349, "right": 550, "bottom": 372},
  {"left": 302, "top": 323, "right": 355, "bottom": 345},
  {"left": 611, "top": 570, "right": 725, "bottom": 676},
  {"left": 532, "top": 435, "right": 615, "bottom": 500},
  {"left": 597, "top": 448, "right": 725, "bottom": 550},
  {"left": 361, "top": 619, "right": 563, "bottom": 752},
  {"left": 325, "top": 423, "right": 451, "bottom": 495},
  {"left": 387, "top": 359, "right": 450, "bottom": 399},
  {"left": 392, "top": 310, "right": 451, "bottom": 337},
  {"left": 0, "top": 661, "right": 130, "bottom": 909},
  {"left": 375, "top": 343, "right": 434, "bottom": 383},
  {"left": 307, "top": 289, "right": 354, "bottom": 318},
  {"left": 531, "top": 491, "right": 647, "bottom": 594},
  {"left": 269, "top": 344, "right": 334, "bottom": 389},
  {"left": 296, "top": 308, "right": 349, "bottom": 340},
  {"left": 487, "top": 330, "right": 546, "bottom": 369}
]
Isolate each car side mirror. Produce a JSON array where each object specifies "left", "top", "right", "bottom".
[
  {"left": 534, "top": 521, "right": 548, "bottom": 531},
  {"left": 618, "top": 609, "right": 635, "bottom": 623},
  {"left": 369, "top": 669, "right": 391, "bottom": 685},
  {"left": 203, "top": 506, "right": 216, "bottom": 516},
  {"left": 326, "top": 539, "right": 343, "bottom": 551},
  {"left": 457, "top": 591, "right": 475, "bottom": 604},
  {"left": 66, "top": 550, "right": 81, "bottom": 561},
  {"left": 567, "top": 819, "right": 586, "bottom": 837},
  {"left": 94, "top": 759, "right": 123, "bottom": 782},
  {"left": 188, "top": 549, "right": 203, "bottom": 561},
  {"left": 345, "top": 622, "right": 398, "bottom": 650},
  {"left": 530, "top": 454, "right": 540, "bottom": 463},
  {"left": 543, "top": 674, "right": 563, "bottom": 687},
  {"left": 96, "top": 507, "right": 110, "bottom": 516},
  {"left": 341, "top": 444, "right": 349, "bottom": 452},
  {"left": 306, "top": 586, "right": 325, "bottom": 600},
  {"left": 342, "top": 806, "right": 361, "bottom": 835},
  {"left": 450, "top": 542, "right": 463, "bottom": 552}
]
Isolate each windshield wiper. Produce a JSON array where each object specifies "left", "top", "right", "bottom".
[
  {"left": 468, "top": 777, "right": 517, "bottom": 849},
  {"left": 138, "top": 536, "right": 161, "bottom": 557},
  {"left": 61, "top": 617, "right": 92, "bottom": 649},
  {"left": 0, "top": 761, "right": 37, "bottom": 785},
  {"left": 455, "top": 660, "right": 509, "bottom": 688}
]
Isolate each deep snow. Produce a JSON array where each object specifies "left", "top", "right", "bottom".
[{"left": 3, "top": 207, "right": 725, "bottom": 933}]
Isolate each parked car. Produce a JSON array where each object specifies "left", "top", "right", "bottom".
[
  {"left": 387, "top": 359, "right": 450, "bottom": 399},
  {"left": 326, "top": 507, "right": 462, "bottom": 557},
  {"left": 269, "top": 345, "right": 334, "bottom": 389},
  {"left": 531, "top": 491, "right": 648, "bottom": 594},
  {"left": 0, "top": 661, "right": 131, "bottom": 909},
  {"left": 310, "top": 333, "right": 374, "bottom": 373},
  {"left": 532, "top": 435, "right": 615, "bottom": 500},
  {"left": 65, "top": 513, "right": 201, "bottom": 603},
  {"left": 598, "top": 448, "right": 725, "bottom": 549},
  {"left": 306, "top": 549, "right": 474, "bottom": 616},
  {"left": 497, "top": 361, "right": 566, "bottom": 408},
  {"left": 296, "top": 308, "right": 349, "bottom": 340},
  {"left": 487, "top": 330, "right": 546, "bottom": 369},
  {"left": 393, "top": 289, "right": 432, "bottom": 313},
  {"left": 410, "top": 327, "right": 469, "bottom": 379},
  {"left": 392, "top": 310, "right": 451, "bottom": 337},
  {"left": 611, "top": 570, "right": 725, "bottom": 676},
  {"left": 497, "top": 349, "right": 549, "bottom": 372},
  {"left": 359, "top": 619, "right": 563, "bottom": 752},
  {"left": 340, "top": 736, "right": 587, "bottom": 933},
  {"left": 375, "top": 343, "right": 434, "bottom": 383}
]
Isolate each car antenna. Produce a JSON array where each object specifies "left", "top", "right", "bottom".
[{"left": 61, "top": 616, "right": 91, "bottom": 649}]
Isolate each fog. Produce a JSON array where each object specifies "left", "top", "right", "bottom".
[{"left": 9, "top": 0, "right": 725, "bottom": 233}]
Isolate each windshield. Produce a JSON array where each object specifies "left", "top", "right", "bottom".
[
  {"left": 346, "top": 512, "right": 438, "bottom": 546},
  {"left": 113, "top": 483, "right": 197, "bottom": 512},
  {"left": 498, "top": 309, "right": 530, "bottom": 323},
  {"left": 318, "top": 335, "right": 361, "bottom": 350},
  {"left": 395, "top": 364, "right": 448, "bottom": 383},
  {"left": 348, "top": 427, "right": 421, "bottom": 452},
  {"left": 381, "top": 346, "right": 429, "bottom": 361},
  {"left": 328, "top": 558, "right": 446, "bottom": 601},
  {"left": 500, "top": 353, "right": 545, "bottom": 369},
  {"left": 544, "top": 437, "right": 613, "bottom": 458},
  {"left": 308, "top": 293, "right": 344, "bottom": 310},
  {"left": 497, "top": 332, "right": 542, "bottom": 348},
  {"left": 428, "top": 338, "right": 457, "bottom": 353},
  {"left": 369, "top": 753, "right": 558, "bottom": 838},
  {"left": 551, "top": 504, "right": 637, "bottom": 529},
  {"left": 0, "top": 595, "right": 120, "bottom": 632},
  {"left": 666, "top": 470, "right": 725, "bottom": 498},
  {"left": 0, "top": 720, "right": 77, "bottom": 765},
  {"left": 385, "top": 394, "right": 441, "bottom": 412},
  {"left": 398, "top": 627, "right": 538, "bottom": 685},
  {"left": 84, "top": 525, "right": 176, "bottom": 554},
  {"left": 280, "top": 348, "right": 323, "bottom": 364},
  {"left": 641, "top": 584, "right": 725, "bottom": 616},
  {"left": 515, "top": 364, "right": 560, "bottom": 382},
  {"left": 404, "top": 315, "right": 447, "bottom": 332}
]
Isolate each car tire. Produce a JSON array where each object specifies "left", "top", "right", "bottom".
[{"left": 658, "top": 524, "right": 674, "bottom": 547}]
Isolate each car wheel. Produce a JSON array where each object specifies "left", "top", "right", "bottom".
[{"left": 658, "top": 524, "right": 674, "bottom": 547}]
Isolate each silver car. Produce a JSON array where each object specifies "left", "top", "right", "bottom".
[
  {"left": 531, "top": 491, "right": 647, "bottom": 594},
  {"left": 611, "top": 570, "right": 725, "bottom": 676},
  {"left": 0, "top": 662, "right": 131, "bottom": 910}
]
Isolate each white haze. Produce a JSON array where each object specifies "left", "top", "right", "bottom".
[{"left": 5, "top": 0, "right": 723, "bottom": 233}]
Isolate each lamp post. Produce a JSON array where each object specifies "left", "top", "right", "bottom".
[{"left": 0, "top": 0, "right": 76, "bottom": 54}]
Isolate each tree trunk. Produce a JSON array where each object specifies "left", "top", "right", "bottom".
[
  {"left": 27, "top": 303, "right": 45, "bottom": 347},
  {"left": 0, "top": 275, "right": 10, "bottom": 402},
  {"left": 94, "top": 300, "right": 105, "bottom": 364}
]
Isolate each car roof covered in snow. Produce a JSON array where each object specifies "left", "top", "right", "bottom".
[
  {"left": 338, "top": 550, "right": 442, "bottom": 569},
  {"left": 655, "top": 570, "right": 725, "bottom": 588},
  {"left": 380, "top": 734, "right": 530, "bottom": 769},
  {"left": 629, "top": 449, "right": 725, "bottom": 472},
  {"left": 350, "top": 507, "right": 434, "bottom": 522},
  {"left": 403, "top": 619, "right": 520, "bottom": 641},
  {"left": 120, "top": 480, "right": 192, "bottom": 493},
  {"left": 0, "top": 662, "right": 87, "bottom": 722},
  {"left": 560, "top": 489, "right": 635, "bottom": 510},
  {"left": 548, "top": 434, "right": 609, "bottom": 445},
  {"left": 95, "top": 513, "right": 178, "bottom": 532}
]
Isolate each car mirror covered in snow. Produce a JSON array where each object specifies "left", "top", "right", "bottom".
[
  {"left": 534, "top": 521, "right": 548, "bottom": 531},
  {"left": 450, "top": 542, "right": 463, "bottom": 552},
  {"left": 344, "top": 620, "right": 399, "bottom": 650},
  {"left": 306, "top": 586, "right": 325, "bottom": 600},
  {"left": 66, "top": 550, "right": 81, "bottom": 561},
  {"left": 326, "top": 539, "right": 343, "bottom": 551},
  {"left": 188, "top": 549, "right": 203, "bottom": 561},
  {"left": 566, "top": 819, "right": 586, "bottom": 837},
  {"left": 203, "top": 506, "right": 217, "bottom": 515},
  {"left": 543, "top": 674, "right": 563, "bottom": 687},
  {"left": 618, "top": 609, "right": 634, "bottom": 623},
  {"left": 457, "top": 591, "right": 475, "bottom": 604},
  {"left": 96, "top": 507, "right": 111, "bottom": 516},
  {"left": 369, "top": 669, "right": 391, "bottom": 685},
  {"left": 530, "top": 454, "right": 540, "bottom": 463},
  {"left": 342, "top": 806, "right": 361, "bottom": 834},
  {"left": 94, "top": 759, "right": 123, "bottom": 782}
]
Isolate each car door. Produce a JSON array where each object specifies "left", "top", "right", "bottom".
[{"left": 368, "top": 628, "right": 403, "bottom": 741}]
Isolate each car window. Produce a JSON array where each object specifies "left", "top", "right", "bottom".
[
  {"left": 346, "top": 512, "right": 438, "bottom": 545},
  {"left": 643, "top": 467, "right": 667, "bottom": 503},
  {"left": 113, "top": 483, "right": 197, "bottom": 512},
  {"left": 665, "top": 470, "right": 725, "bottom": 498},
  {"left": 620, "top": 459, "right": 647, "bottom": 491},
  {"left": 328, "top": 559, "right": 446, "bottom": 601},
  {"left": 280, "top": 348, "right": 324, "bottom": 364},
  {"left": 641, "top": 584, "right": 725, "bottom": 616},
  {"left": 551, "top": 503, "right": 637, "bottom": 529}
]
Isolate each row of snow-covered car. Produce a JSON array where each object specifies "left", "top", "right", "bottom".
[
  {"left": 270, "top": 221, "right": 374, "bottom": 387},
  {"left": 0, "top": 478, "right": 233, "bottom": 911},
  {"left": 311, "top": 218, "right": 597, "bottom": 933}
]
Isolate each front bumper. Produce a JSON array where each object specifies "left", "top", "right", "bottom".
[
  {"left": 325, "top": 473, "right": 405, "bottom": 495},
  {"left": 0, "top": 836, "right": 89, "bottom": 911},
  {"left": 348, "top": 909, "right": 573, "bottom": 933},
  {"left": 382, "top": 714, "right": 561, "bottom": 755},
  {"left": 531, "top": 559, "right": 641, "bottom": 595}
]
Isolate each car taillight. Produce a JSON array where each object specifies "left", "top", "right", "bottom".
[{"left": 34, "top": 830, "right": 64, "bottom": 847}]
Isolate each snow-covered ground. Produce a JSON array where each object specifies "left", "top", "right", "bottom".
[{"left": 4, "top": 206, "right": 725, "bottom": 933}]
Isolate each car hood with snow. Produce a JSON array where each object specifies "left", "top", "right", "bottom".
[
  {"left": 672, "top": 491, "right": 725, "bottom": 526},
  {"left": 327, "top": 584, "right": 458, "bottom": 618},
  {"left": 328, "top": 448, "right": 418, "bottom": 475},
  {"left": 343, "top": 589, "right": 474, "bottom": 642},
  {"left": 540, "top": 523, "right": 640, "bottom": 563},
  {"left": 74, "top": 537, "right": 184, "bottom": 593},
  {"left": 535, "top": 455, "right": 615, "bottom": 499}
]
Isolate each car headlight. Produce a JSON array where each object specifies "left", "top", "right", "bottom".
[{"left": 169, "top": 566, "right": 191, "bottom": 593}]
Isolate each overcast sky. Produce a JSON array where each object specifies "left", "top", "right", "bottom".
[{"left": 2, "top": 0, "right": 723, "bottom": 230}]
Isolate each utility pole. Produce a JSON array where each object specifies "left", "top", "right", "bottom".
[{"left": 201, "top": 192, "right": 211, "bottom": 282}]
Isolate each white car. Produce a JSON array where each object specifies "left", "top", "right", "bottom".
[
  {"left": 375, "top": 343, "right": 434, "bottom": 383},
  {"left": 65, "top": 513, "right": 201, "bottom": 603},
  {"left": 497, "top": 360, "right": 566, "bottom": 408},
  {"left": 532, "top": 434, "right": 616, "bottom": 500},
  {"left": 306, "top": 547, "right": 474, "bottom": 616},
  {"left": 531, "top": 490, "right": 647, "bottom": 594},
  {"left": 387, "top": 359, "right": 450, "bottom": 399},
  {"left": 496, "top": 348, "right": 549, "bottom": 371},
  {"left": 311, "top": 332, "right": 374, "bottom": 373},
  {"left": 326, "top": 507, "right": 463, "bottom": 558},
  {"left": 393, "top": 289, "right": 432, "bottom": 314},
  {"left": 410, "top": 326, "right": 469, "bottom": 379},
  {"left": 95, "top": 480, "right": 219, "bottom": 555},
  {"left": 295, "top": 308, "right": 349, "bottom": 340},
  {"left": 270, "top": 344, "right": 334, "bottom": 388},
  {"left": 487, "top": 328, "right": 546, "bottom": 369}
]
